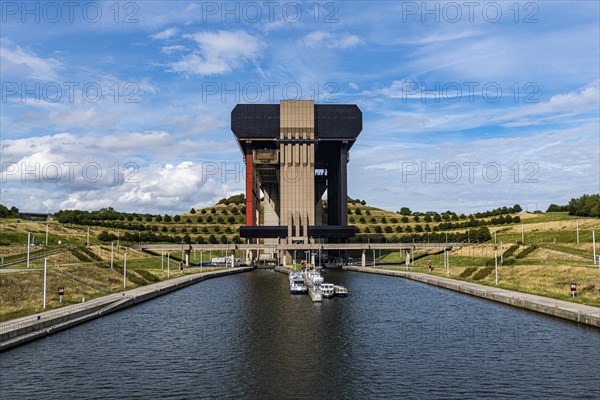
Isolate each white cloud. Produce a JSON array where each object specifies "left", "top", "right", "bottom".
[
  {"left": 349, "top": 123, "right": 599, "bottom": 213},
  {"left": 160, "top": 45, "right": 187, "bottom": 54},
  {"left": 151, "top": 28, "right": 179, "bottom": 40},
  {"left": 168, "top": 30, "right": 262, "bottom": 76},
  {"left": 0, "top": 38, "right": 62, "bottom": 81},
  {"left": 300, "top": 31, "right": 362, "bottom": 49}
]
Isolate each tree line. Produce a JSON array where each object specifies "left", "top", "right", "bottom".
[{"left": 547, "top": 194, "right": 599, "bottom": 217}]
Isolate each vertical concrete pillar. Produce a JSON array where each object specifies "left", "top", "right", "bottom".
[
  {"left": 279, "top": 100, "right": 314, "bottom": 244},
  {"left": 245, "top": 148, "right": 256, "bottom": 227},
  {"left": 361, "top": 250, "right": 366, "bottom": 267}
]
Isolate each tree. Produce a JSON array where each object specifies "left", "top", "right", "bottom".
[
  {"left": 424, "top": 215, "right": 432, "bottom": 222},
  {"left": 365, "top": 209, "right": 371, "bottom": 216},
  {"left": 381, "top": 217, "right": 387, "bottom": 224},
  {"left": 547, "top": 204, "right": 568, "bottom": 212},
  {"left": 155, "top": 215, "right": 163, "bottom": 222},
  {"left": 361, "top": 200, "right": 366, "bottom": 205},
  {"left": 98, "top": 231, "right": 116, "bottom": 242},
  {"left": 183, "top": 234, "right": 191, "bottom": 244},
  {"left": 413, "top": 215, "right": 420, "bottom": 222},
  {"left": 384, "top": 226, "right": 393, "bottom": 233},
  {"left": 201, "top": 209, "right": 207, "bottom": 214},
  {"left": 208, "top": 234, "right": 218, "bottom": 244},
  {"left": 164, "top": 215, "right": 172, "bottom": 222},
  {"left": 399, "top": 207, "right": 411, "bottom": 216},
  {"left": 359, "top": 217, "right": 366, "bottom": 223},
  {"left": 512, "top": 204, "right": 523, "bottom": 213},
  {"left": 414, "top": 224, "right": 423, "bottom": 232},
  {"left": 210, "top": 208, "right": 217, "bottom": 214},
  {"left": 355, "top": 208, "right": 362, "bottom": 215},
  {"left": 190, "top": 208, "right": 196, "bottom": 214},
  {"left": 186, "top": 218, "right": 192, "bottom": 223},
  {"left": 174, "top": 215, "right": 181, "bottom": 222},
  {"left": 401, "top": 216, "right": 409, "bottom": 223},
  {"left": 206, "top": 215, "right": 213, "bottom": 223},
  {"left": 196, "top": 217, "right": 203, "bottom": 223}
]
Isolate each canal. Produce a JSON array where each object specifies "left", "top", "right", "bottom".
[{"left": 1, "top": 270, "right": 599, "bottom": 399}]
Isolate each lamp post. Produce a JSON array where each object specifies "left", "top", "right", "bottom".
[
  {"left": 167, "top": 252, "right": 171, "bottom": 278},
  {"left": 123, "top": 250, "right": 127, "bottom": 289},
  {"left": 43, "top": 258, "right": 48, "bottom": 309},
  {"left": 27, "top": 232, "right": 31, "bottom": 269}
]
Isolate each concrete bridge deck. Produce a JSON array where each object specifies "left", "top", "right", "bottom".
[{"left": 133, "top": 242, "right": 468, "bottom": 252}]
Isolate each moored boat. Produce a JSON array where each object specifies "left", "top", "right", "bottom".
[
  {"left": 334, "top": 285, "right": 349, "bottom": 297},
  {"left": 321, "top": 283, "right": 335, "bottom": 298},
  {"left": 289, "top": 272, "right": 308, "bottom": 294}
]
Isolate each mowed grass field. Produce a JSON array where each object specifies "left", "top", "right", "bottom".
[{"left": 381, "top": 242, "right": 600, "bottom": 306}]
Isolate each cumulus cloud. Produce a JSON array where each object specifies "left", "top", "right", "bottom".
[
  {"left": 168, "top": 30, "right": 262, "bottom": 76},
  {"left": 0, "top": 131, "right": 244, "bottom": 213}
]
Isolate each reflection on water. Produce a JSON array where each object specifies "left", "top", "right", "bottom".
[{"left": 1, "top": 270, "right": 599, "bottom": 399}]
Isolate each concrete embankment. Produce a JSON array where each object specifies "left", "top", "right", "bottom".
[
  {"left": 344, "top": 266, "right": 600, "bottom": 328},
  {"left": 0, "top": 267, "right": 253, "bottom": 351}
]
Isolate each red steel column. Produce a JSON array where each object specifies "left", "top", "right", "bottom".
[{"left": 245, "top": 150, "right": 254, "bottom": 226}]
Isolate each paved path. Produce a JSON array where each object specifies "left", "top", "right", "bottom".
[{"left": 344, "top": 266, "right": 600, "bottom": 328}]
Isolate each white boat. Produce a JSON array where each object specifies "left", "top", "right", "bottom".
[
  {"left": 289, "top": 272, "right": 308, "bottom": 294},
  {"left": 321, "top": 283, "right": 335, "bottom": 298},
  {"left": 334, "top": 285, "right": 349, "bottom": 297},
  {"left": 306, "top": 270, "right": 324, "bottom": 285}
]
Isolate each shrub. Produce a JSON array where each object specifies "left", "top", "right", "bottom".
[
  {"left": 174, "top": 215, "right": 181, "bottom": 222},
  {"left": 516, "top": 245, "right": 537, "bottom": 259}
]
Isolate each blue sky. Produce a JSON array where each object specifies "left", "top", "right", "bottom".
[{"left": 1, "top": 0, "right": 599, "bottom": 214}]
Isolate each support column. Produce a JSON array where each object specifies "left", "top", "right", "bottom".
[
  {"left": 245, "top": 148, "right": 255, "bottom": 226},
  {"left": 361, "top": 250, "right": 366, "bottom": 267}
]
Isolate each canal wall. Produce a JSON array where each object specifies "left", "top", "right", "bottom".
[
  {"left": 0, "top": 267, "right": 254, "bottom": 352},
  {"left": 343, "top": 266, "right": 600, "bottom": 328}
]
